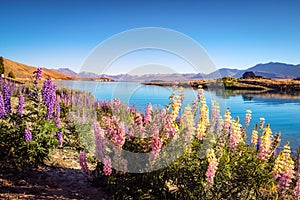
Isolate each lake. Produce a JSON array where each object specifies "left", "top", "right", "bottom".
[{"left": 55, "top": 80, "right": 300, "bottom": 153}]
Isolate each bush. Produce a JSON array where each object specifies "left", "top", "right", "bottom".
[
  {"left": 0, "top": 69, "right": 59, "bottom": 169},
  {"left": 7, "top": 71, "right": 15, "bottom": 79},
  {"left": 86, "top": 87, "right": 300, "bottom": 199}
]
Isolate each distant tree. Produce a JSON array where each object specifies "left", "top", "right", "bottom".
[
  {"left": 242, "top": 71, "right": 256, "bottom": 79},
  {"left": 222, "top": 76, "right": 237, "bottom": 87},
  {"left": 8, "top": 71, "right": 15, "bottom": 79},
  {"left": 0, "top": 57, "right": 4, "bottom": 75}
]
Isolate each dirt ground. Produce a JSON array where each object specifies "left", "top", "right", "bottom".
[{"left": 0, "top": 149, "right": 111, "bottom": 200}]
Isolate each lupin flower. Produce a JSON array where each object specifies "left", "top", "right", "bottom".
[
  {"left": 17, "top": 94, "right": 24, "bottom": 117},
  {"left": 134, "top": 112, "right": 144, "bottom": 133},
  {"left": 163, "top": 114, "right": 177, "bottom": 138},
  {"left": 269, "top": 133, "right": 281, "bottom": 156},
  {"left": 0, "top": 93, "right": 5, "bottom": 118},
  {"left": 57, "top": 131, "right": 63, "bottom": 147},
  {"left": 293, "top": 147, "right": 300, "bottom": 198},
  {"left": 79, "top": 151, "right": 90, "bottom": 175},
  {"left": 112, "top": 98, "right": 121, "bottom": 111},
  {"left": 151, "top": 126, "right": 163, "bottom": 153},
  {"left": 112, "top": 121, "right": 126, "bottom": 147},
  {"left": 229, "top": 118, "right": 243, "bottom": 149},
  {"left": 144, "top": 103, "right": 152, "bottom": 124},
  {"left": 150, "top": 126, "right": 163, "bottom": 163},
  {"left": 211, "top": 100, "right": 220, "bottom": 123},
  {"left": 196, "top": 99, "right": 210, "bottom": 140},
  {"left": 199, "top": 99, "right": 209, "bottom": 126},
  {"left": 170, "top": 96, "right": 182, "bottom": 121},
  {"left": 259, "top": 117, "right": 265, "bottom": 130},
  {"left": 223, "top": 108, "right": 232, "bottom": 132},
  {"left": 244, "top": 110, "right": 252, "bottom": 127},
  {"left": 205, "top": 149, "right": 219, "bottom": 187},
  {"left": 33, "top": 67, "right": 42, "bottom": 82},
  {"left": 258, "top": 124, "right": 272, "bottom": 160},
  {"left": 272, "top": 142, "right": 295, "bottom": 194},
  {"left": 196, "top": 118, "right": 206, "bottom": 140},
  {"left": 3, "top": 81, "right": 11, "bottom": 115},
  {"left": 42, "top": 78, "right": 57, "bottom": 120},
  {"left": 103, "top": 156, "right": 112, "bottom": 176},
  {"left": 181, "top": 104, "right": 195, "bottom": 142},
  {"left": 293, "top": 179, "right": 300, "bottom": 198},
  {"left": 94, "top": 121, "right": 106, "bottom": 160},
  {"left": 24, "top": 124, "right": 32, "bottom": 142},
  {"left": 251, "top": 126, "right": 259, "bottom": 146},
  {"left": 54, "top": 97, "right": 61, "bottom": 128}
]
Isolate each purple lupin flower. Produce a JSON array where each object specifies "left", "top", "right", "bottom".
[
  {"left": 42, "top": 78, "right": 56, "bottom": 120},
  {"left": 24, "top": 125, "right": 32, "bottom": 142},
  {"left": 0, "top": 93, "right": 5, "bottom": 118},
  {"left": 17, "top": 94, "right": 24, "bottom": 117},
  {"left": 33, "top": 67, "right": 42, "bottom": 82},
  {"left": 54, "top": 96, "right": 61, "bottom": 128},
  {"left": 3, "top": 81, "right": 11, "bottom": 115},
  {"left": 94, "top": 121, "right": 106, "bottom": 160},
  {"left": 57, "top": 131, "right": 63, "bottom": 147},
  {"left": 79, "top": 151, "right": 90, "bottom": 175}
]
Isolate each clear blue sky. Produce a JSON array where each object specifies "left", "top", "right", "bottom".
[{"left": 0, "top": 0, "right": 300, "bottom": 73}]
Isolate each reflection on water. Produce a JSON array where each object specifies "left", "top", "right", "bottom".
[{"left": 209, "top": 88, "right": 300, "bottom": 105}]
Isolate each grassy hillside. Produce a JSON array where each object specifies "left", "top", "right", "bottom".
[{"left": 1, "top": 57, "right": 74, "bottom": 81}]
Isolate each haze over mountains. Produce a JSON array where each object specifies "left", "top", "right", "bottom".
[{"left": 55, "top": 62, "right": 300, "bottom": 82}]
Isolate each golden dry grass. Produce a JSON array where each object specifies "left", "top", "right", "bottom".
[{"left": 2, "top": 57, "right": 74, "bottom": 81}]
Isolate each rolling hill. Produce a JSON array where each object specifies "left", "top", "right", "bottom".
[{"left": 1, "top": 57, "right": 74, "bottom": 81}]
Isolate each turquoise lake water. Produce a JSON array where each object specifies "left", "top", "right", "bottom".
[{"left": 55, "top": 80, "right": 300, "bottom": 153}]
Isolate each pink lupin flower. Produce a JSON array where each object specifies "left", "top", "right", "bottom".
[
  {"left": 112, "top": 98, "right": 121, "bottom": 111},
  {"left": 150, "top": 126, "right": 163, "bottom": 163},
  {"left": 134, "top": 112, "right": 144, "bottom": 133},
  {"left": 144, "top": 103, "right": 152, "bottom": 125},
  {"left": 205, "top": 149, "right": 219, "bottom": 188},
  {"left": 163, "top": 114, "right": 177, "bottom": 138},
  {"left": 151, "top": 126, "right": 163, "bottom": 153},
  {"left": 293, "top": 179, "right": 300, "bottom": 197},
  {"left": 114, "top": 122, "right": 126, "bottom": 147},
  {"left": 103, "top": 156, "right": 112, "bottom": 176}
]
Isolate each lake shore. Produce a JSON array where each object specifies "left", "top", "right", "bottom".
[{"left": 142, "top": 78, "right": 300, "bottom": 93}]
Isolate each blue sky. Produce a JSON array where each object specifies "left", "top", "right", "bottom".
[{"left": 0, "top": 0, "right": 300, "bottom": 74}]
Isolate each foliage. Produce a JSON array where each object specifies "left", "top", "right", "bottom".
[
  {"left": 0, "top": 56, "right": 4, "bottom": 75},
  {"left": 221, "top": 76, "right": 238, "bottom": 87},
  {"left": 88, "top": 87, "right": 300, "bottom": 200},
  {"left": 7, "top": 71, "right": 15, "bottom": 79}
]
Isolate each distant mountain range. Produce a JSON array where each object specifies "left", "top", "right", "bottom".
[
  {"left": 2, "top": 56, "right": 299, "bottom": 82},
  {"left": 54, "top": 62, "right": 300, "bottom": 81}
]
